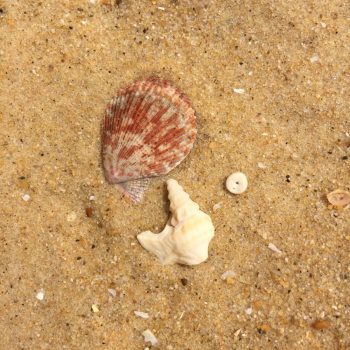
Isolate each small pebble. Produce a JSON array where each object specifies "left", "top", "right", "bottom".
[
  {"left": 36, "top": 290, "right": 45, "bottom": 301},
  {"left": 226, "top": 172, "right": 248, "bottom": 194},
  {"left": 257, "top": 324, "right": 270, "bottom": 334},
  {"left": 268, "top": 243, "right": 283, "bottom": 254},
  {"left": 91, "top": 304, "right": 99, "bottom": 313},
  {"left": 134, "top": 311, "right": 149, "bottom": 319},
  {"left": 233, "top": 88, "right": 245, "bottom": 94},
  {"left": 311, "top": 319, "right": 331, "bottom": 330},
  {"left": 85, "top": 207, "right": 94, "bottom": 217},
  {"left": 226, "top": 277, "right": 235, "bottom": 285},
  {"left": 142, "top": 329, "right": 158, "bottom": 346},
  {"left": 180, "top": 278, "right": 188, "bottom": 286},
  {"left": 22, "top": 193, "right": 30, "bottom": 201},
  {"left": 252, "top": 300, "right": 263, "bottom": 310},
  {"left": 89, "top": 195, "right": 96, "bottom": 201}
]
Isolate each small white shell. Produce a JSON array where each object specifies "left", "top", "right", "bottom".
[
  {"left": 35, "top": 290, "right": 45, "bottom": 301},
  {"left": 137, "top": 179, "right": 215, "bottom": 265},
  {"left": 134, "top": 310, "right": 149, "bottom": 319},
  {"left": 142, "top": 329, "right": 158, "bottom": 346},
  {"left": 226, "top": 172, "right": 248, "bottom": 194},
  {"left": 221, "top": 270, "right": 235, "bottom": 280},
  {"left": 326, "top": 189, "right": 350, "bottom": 207}
]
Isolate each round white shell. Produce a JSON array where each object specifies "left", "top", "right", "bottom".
[{"left": 226, "top": 172, "right": 248, "bottom": 194}]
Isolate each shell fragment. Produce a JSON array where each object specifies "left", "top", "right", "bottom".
[{"left": 226, "top": 172, "right": 248, "bottom": 194}]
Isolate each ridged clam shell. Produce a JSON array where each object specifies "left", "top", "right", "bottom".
[{"left": 102, "top": 76, "right": 197, "bottom": 203}]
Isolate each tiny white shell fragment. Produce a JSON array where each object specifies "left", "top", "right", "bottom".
[
  {"left": 91, "top": 304, "right": 99, "bottom": 313},
  {"left": 226, "top": 172, "right": 248, "bottom": 194},
  {"left": 257, "top": 162, "right": 267, "bottom": 169},
  {"left": 310, "top": 54, "right": 320, "bottom": 63},
  {"left": 213, "top": 202, "right": 222, "bottom": 211},
  {"left": 134, "top": 311, "right": 149, "bottom": 319},
  {"left": 108, "top": 288, "right": 116, "bottom": 297},
  {"left": 142, "top": 329, "right": 158, "bottom": 345},
  {"left": 233, "top": 88, "right": 245, "bottom": 94},
  {"left": 234, "top": 329, "right": 241, "bottom": 337},
  {"left": 36, "top": 290, "right": 45, "bottom": 301},
  {"left": 268, "top": 243, "right": 283, "bottom": 254},
  {"left": 245, "top": 307, "right": 253, "bottom": 315},
  {"left": 221, "top": 270, "right": 235, "bottom": 280},
  {"left": 22, "top": 194, "right": 30, "bottom": 201}
]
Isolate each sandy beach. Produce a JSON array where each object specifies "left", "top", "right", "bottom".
[{"left": 0, "top": 1, "right": 349, "bottom": 349}]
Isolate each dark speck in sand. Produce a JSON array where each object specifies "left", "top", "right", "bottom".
[{"left": 180, "top": 278, "right": 188, "bottom": 286}]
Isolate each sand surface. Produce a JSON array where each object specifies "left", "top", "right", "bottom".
[{"left": 0, "top": 1, "right": 349, "bottom": 349}]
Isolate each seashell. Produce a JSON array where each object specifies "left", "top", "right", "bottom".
[
  {"left": 101, "top": 76, "right": 197, "bottom": 203},
  {"left": 137, "top": 179, "right": 215, "bottom": 265},
  {"left": 142, "top": 329, "right": 158, "bottom": 346},
  {"left": 326, "top": 189, "right": 350, "bottom": 207},
  {"left": 226, "top": 172, "right": 248, "bottom": 194}
]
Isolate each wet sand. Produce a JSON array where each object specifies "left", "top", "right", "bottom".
[{"left": 0, "top": 1, "right": 349, "bottom": 349}]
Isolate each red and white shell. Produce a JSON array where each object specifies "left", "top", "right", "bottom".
[{"left": 101, "top": 76, "right": 197, "bottom": 203}]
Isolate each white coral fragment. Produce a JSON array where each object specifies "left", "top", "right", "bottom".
[{"left": 137, "top": 179, "right": 215, "bottom": 265}]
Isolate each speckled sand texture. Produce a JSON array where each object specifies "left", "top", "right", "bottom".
[{"left": 0, "top": 1, "right": 349, "bottom": 349}]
